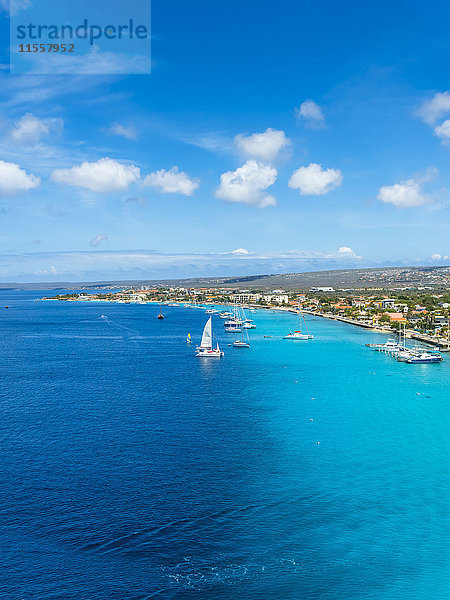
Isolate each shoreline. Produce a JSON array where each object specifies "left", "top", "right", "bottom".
[
  {"left": 301, "top": 309, "right": 449, "bottom": 351},
  {"left": 40, "top": 295, "right": 449, "bottom": 351}
]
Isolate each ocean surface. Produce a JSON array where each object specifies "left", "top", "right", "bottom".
[{"left": 0, "top": 291, "right": 449, "bottom": 600}]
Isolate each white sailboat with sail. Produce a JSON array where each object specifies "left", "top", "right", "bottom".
[{"left": 196, "top": 317, "right": 224, "bottom": 357}]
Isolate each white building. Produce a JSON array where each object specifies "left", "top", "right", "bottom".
[
  {"left": 263, "top": 294, "right": 289, "bottom": 305},
  {"left": 233, "top": 293, "right": 261, "bottom": 303}
]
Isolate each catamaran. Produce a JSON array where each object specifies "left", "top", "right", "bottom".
[
  {"left": 196, "top": 317, "right": 224, "bottom": 357},
  {"left": 283, "top": 305, "right": 313, "bottom": 339},
  {"left": 233, "top": 339, "right": 250, "bottom": 347}
]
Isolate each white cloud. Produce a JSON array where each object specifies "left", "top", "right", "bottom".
[
  {"left": 9, "top": 113, "right": 63, "bottom": 145},
  {"left": 231, "top": 248, "right": 249, "bottom": 255},
  {"left": 29, "top": 46, "right": 151, "bottom": 75},
  {"left": 216, "top": 160, "right": 277, "bottom": 208},
  {"left": 338, "top": 246, "right": 358, "bottom": 256},
  {"left": 90, "top": 234, "right": 108, "bottom": 248},
  {"left": 143, "top": 166, "right": 199, "bottom": 196},
  {"left": 0, "top": 159, "right": 40, "bottom": 197},
  {"left": 377, "top": 178, "right": 433, "bottom": 208},
  {"left": 1, "top": 247, "right": 364, "bottom": 282},
  {"left": 234, "top": 128, "right": 290, "bottom": 161},
  {"left": 417, "top": 92, "right": 450, "bottom": 125},
  {"left": 431, "top": 253, "right": 442, "bottom": 260},
  {"left": 109, "top": 123, "right": 137, "bottom": 141},
  {"left": 434, "top": 119, "right": 450, "bottom": 139},
  {"left": 288, "top": 162, "right": 343, "bottom": 195},
  {"left": 51, "top": 158, "right": 140, "bottom": 193},
  {"left": 295, "top": 100, "right": 325, "bottom": 127}
]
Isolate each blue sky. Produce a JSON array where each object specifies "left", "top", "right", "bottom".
[{"left": 1, "top": 0, "right": 450, "bottom": 281}]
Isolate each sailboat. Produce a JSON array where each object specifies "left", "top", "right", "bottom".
[
  {"left": 157, "top": 305, "right": 164, "bottom": 320},
  {"left": 283, "top": 305, "right": 313, "bottom": 339},
  {"left": 196, "top": 317, "right": 224, "bottom": 357},
  {"left": 233, "top": 326, "right": 250, "bottom": 348},
  {"left": 186, "top": 333, "right": 192, "bottom": 344}
]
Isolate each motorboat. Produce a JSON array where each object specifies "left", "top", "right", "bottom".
[{"left": 407, "top": 352, "right": 442, "bottom": 364}]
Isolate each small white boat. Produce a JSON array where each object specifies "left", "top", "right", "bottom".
[
  {"left": 370, "top": 338, "right": 400, "bottom": 352},
  {"left": 196, "top": 317, "right": 224, "bottom": 357},
  {"left": 284, "top": 305, "right": 313, "bottom": 340},
  {"left": 233, "top": 340, "right": 250, "bottom": 348},
  {"left": 205, "top": 309, "right": 218, "bottom": 314},
  {"left": 225, "top": 326, "right": 242, "bottom": 333},
  {"left": 397, "top": 348, "right": 413, "bottom": 362},
  {"left": 283, "top": 331, "right": 313, "bottom": 340},
  {"left": 243, "top": 321, "right": 256, "bottom": 329}
]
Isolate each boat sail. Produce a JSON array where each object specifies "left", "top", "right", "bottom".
[
  {"left": 196, "top": 317, "right": 224, "bottom": 357},
  {"left": 186, "top": 333, "right": 192, "bottom": 344}
]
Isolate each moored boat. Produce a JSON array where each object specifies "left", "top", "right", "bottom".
[
  {"left": 233, "top": 340, "right": 250, "bottom": 348},
  {"left": 407, "top": 352, "right": 442, "bottom": 364},
  {"left": 283, "top": 331, "right": 313, "bottom": 340},
  {"left": 284, "top": 304, "right": 314, "bottom": 340}
]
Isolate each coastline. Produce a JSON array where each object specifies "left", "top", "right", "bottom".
[{"left": 40, "top": 294, "right": 449, "bottom": 351}]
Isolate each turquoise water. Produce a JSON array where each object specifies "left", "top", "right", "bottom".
[{"left": 0, "top": 291, "right": 449, "bottom": 599}]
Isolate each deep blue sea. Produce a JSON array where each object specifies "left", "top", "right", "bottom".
[{"left": 1, "top": 291, "right": 450, "bottom": 600}]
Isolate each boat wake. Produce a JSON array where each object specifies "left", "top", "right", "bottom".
[{"left": 98, "top": 314, "right": 142, "bottom": 337}]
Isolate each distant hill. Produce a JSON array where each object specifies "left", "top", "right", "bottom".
[{"left": 1, "top": 265, "right": 450, "bottom": 291}]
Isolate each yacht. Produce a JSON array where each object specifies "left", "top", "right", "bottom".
[
  {"left": 371, "top": 338, "right": 400, "bottom": 352},
  {"left": 397, "top": 348, "right": 415, "bottom": 362},
  {"left": 283, "top": 331, "right": 313, "bottom": 340},
  {"left": 233, "top": 339, "right": 250, "bottom": 348},
  {"left": 283, "top": 304, "right": 313, "bottom": 340},
  {"left": 407, "top": 352, "right": 442, "bottom": 364},
  {"left": 196, "top": 317, "right": 224, "bottom": 357},
  {"left": 233, "top": 320, "right": 251, "bottom": 348}
]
